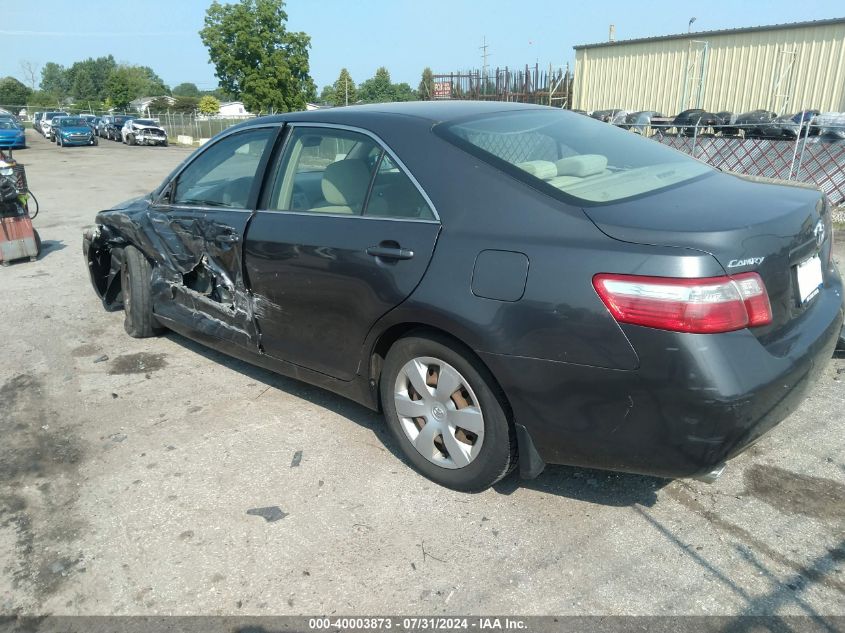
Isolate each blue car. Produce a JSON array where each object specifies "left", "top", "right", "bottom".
[
  {"left": 53, "top": 116, "right": 98, "bottom": 147},
  {"left": 0, "top": 120, "right": 26, "bottom": 149}
]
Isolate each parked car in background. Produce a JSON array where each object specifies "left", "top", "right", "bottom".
[
  {"left": 121, "top": 118, "right": 168, "bottom": 146},
  {"left": 733, "top": 110, "right": 778, "bottom": 138},
  {"left": 79, "top": 114, "right": 100, "bottom": 132},
  {"left": 622, "top": 111, "right": 663, "bottom": 134},
  {"left": 0, "top": 120, "right": 26, "bottom": 149},
  {"left": 0, "top": 114, "right": 23, "bottom": 128},
  {"left": 812, "top": 112, "right": 845, "bottom": 140},
  {"left": 52, "top": 116, "right": 98, "bottom": 147},
  {"left": 97, "top": 115, "right": 112, "bottom": 138},
  {"left": 82, "top": 102, "right": 842, "bottom": 491},
  {"left": 32, "top": 112, "right": 43, "bottom": 133},
  {"left": 590, "top": 108, "right": 624, "bottom": 123},
  {"left": 673, "top": 109, "right": 722, "bottom": 136},
  {"left": 105, "top": 115, "right": 135, "bottom": 141},
  {"left": 41, "top": 111, "right": 69, "bottom": 140},
  {"left": 773, "top": 110, "right": 819, "bottom": 138}
]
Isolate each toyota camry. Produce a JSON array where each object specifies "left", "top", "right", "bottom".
[{"left": 83, "top": 102, "right": 843, "bottom": 491}]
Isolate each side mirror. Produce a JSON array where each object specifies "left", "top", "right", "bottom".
[{"left": 156, "top": 182, "right": 174, "bottom": 205}]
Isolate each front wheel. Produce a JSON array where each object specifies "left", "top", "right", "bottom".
[
  {"left": 380, "top": 334, "right": 517, "bottom": 492},
  {"left": 126, "top": 134, "right": 135, "bottom": 145},
  {"left": 120, "top": 245, "right": 165, "bottom": 338}
]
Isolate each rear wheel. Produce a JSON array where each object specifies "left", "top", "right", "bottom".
[
  {"left": 30, "top": 230, "right": 41, "bottom": 261},
  {"left": 380, "top": 334, "right": 517, "bottom": 492},
  {"left": 120, "top": 245, "right": 165, "bottom": 338}
]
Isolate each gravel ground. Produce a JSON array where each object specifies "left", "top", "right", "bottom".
[{"left": 1, "top": 129, "right": 843, "bottom": 617}]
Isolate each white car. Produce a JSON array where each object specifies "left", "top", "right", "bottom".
[
  {"left": 40, "top": 111, "right": 68, "bottom": 139},
  {"left": 121, "top": 118, "right": 168, "bottom": 146}
]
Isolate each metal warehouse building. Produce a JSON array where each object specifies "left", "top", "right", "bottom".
[{"left": 572, "top": 17, "right": 845, "bottom": 115}]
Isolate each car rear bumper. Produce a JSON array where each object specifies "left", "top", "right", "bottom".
[{"left": 480, "top": 268, "right": 843, "bottom": 479}]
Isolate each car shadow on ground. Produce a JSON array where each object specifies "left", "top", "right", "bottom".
[
  {"left": 39, "top": 239, "right": 65, "bottom": 260},
  {"left": 166, "top": 331, "right": 665, "bottom": 507}
]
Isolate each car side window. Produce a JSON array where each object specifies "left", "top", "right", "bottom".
[
  {"left": 364, "top": 154, "right": 435, "bottom": 220},
  {"left": 269, "top": 127, "right": 380, "bottom": 215},
  {"left": 173, "top": 128, "right": 274, "bottom": 209}
]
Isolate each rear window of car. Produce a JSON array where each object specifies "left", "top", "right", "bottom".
[{"left": 434, "top": 109, "right": 712, "bottom": 204}]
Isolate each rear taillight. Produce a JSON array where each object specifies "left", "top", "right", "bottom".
[{"left": 592, "top": 272, "right": 772, "bottom": 334}]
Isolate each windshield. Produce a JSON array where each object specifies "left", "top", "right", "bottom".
[
  {"left": 435, "top": 109, "right": 712, "bottom": 204},
  {"left": 59, "top": 118, "right": 85, "bottom": 126},
  {"left": 114, "top": 116, "right": 132, "bottom": 125},
  {"left": 45, "top": 112, "right": 68, "bottom": 120},
  {"left": 133, "top": 119, "right": 157, "bottom": 126},
  {"left": 0, "top": 121, "right": 17, "bottom": 130}
]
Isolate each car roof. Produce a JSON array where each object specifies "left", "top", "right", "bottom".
[{"left": 250, "top": 101, "right": 552, "bottom": 127}]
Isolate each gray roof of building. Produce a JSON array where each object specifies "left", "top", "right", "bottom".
[{"left": 574, "top": 17, "right": 845, "bottom": 50}]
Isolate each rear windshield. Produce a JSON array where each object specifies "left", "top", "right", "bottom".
[{"left": 435, "top": 109, "right": 712, "bottom": 204}]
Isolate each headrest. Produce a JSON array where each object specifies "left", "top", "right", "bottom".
[
  {"left": 321, "top": 159, "right": 370, "bottom": 207},
  {"left": 517, "top": 160, "right": 558, "bottom": 181},
  {"left": 555, "top": 154, "right": 608, "bottom": 177}
]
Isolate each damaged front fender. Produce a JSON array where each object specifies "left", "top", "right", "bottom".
[{"left": 83, "top": 196, "right": 260, "bottom": 349}]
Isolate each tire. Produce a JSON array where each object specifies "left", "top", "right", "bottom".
[
  {"left": 56, "top": 136, "right": 62, "bottom": 147},
  {"left": 92, "top": 137, "right": 98, "bottom": 146},
  {"left": 380, "top": 333, "right": 517, "bottom": 492},
  {"left": 120, "top": 245, "right": 165, "bottom": 338},
  {"left": 162, "top": 139, "right": 168, "bottom": 147},
  {"left": 32, "top": 229, "right": 41, "bottom": 259},
  {"left": 127, "top": 134, "right": 135, "bottom": 146}
]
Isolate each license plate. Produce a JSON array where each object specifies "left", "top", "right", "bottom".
[{"left": 796, "top": 254, "right": 823, "bottom": 304}]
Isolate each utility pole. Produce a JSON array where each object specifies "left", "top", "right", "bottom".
[
  {"left": 345, "top": 76, "right": 348, "bottom": 106},
  {"left": 480, "top": 36, "right": 490, "bottom": 95},
  {"left": 480, "top": 36, "right": 490, "bottom": 76}
]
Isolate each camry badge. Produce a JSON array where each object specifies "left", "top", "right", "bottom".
[{"left": 727, "top": 257, "right": 765, "bottom": 268}]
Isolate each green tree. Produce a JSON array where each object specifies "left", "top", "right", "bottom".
[
  {"left": 105, "top": 70, "right": 132, "bottom": 110},
  {"left": 358, "top": 67, "right": 395, "bottom": 103},
  {"left": 105, "top": 65, "right": 169, "bottom": 109},
  {"left": 67, "top": 55, "right": 117, "bottom": 102},
  {"left": 199, "top": 0, "right": 315, "bottom": 113},
  {"left": 148, "top": 97, "right": 174, "bottom": 113},
  {"left": 27, "top": 90, "right": 58, "bottom": 108},
  {"left": 331, "top": 68, "right": 356, "bottom": 106},
  {"left": 172, "top": 96, "right": 200, "bottom": 113},
  {"left": 0, "top": 77, "right": 32, "bottom": 108},
  {"left": 198, "top": 95, "right": 220, "bottom": 115},
  {"left": 319, "top": 85, "right": 335, "bottom": 105},
  {"left": 393, "top": 82, "right": 417, "bottom": 102},
  {"left": 172, "top": 82, "right": 200, "bottom": 97},
  {"left": 40, "top": 62, "right": 68, "bottom": 99},
  {"left": 418, "top": 67, "right": 434, "bottom": 100}
]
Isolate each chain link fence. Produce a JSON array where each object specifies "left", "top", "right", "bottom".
[
  {"left": 1, "top": 105, "right": 254, "bottom": 143},
  {"left": 640, "top": 120, "right": 845, "bottom": 206}
]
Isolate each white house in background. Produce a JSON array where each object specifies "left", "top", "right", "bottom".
[
  {"left": 219, "top": 101, "right": 253, "bottom": 118},
  {"left": 130, "top": 95, "right": 175, "bottom": 115}
]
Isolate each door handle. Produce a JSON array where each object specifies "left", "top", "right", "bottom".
[{"left": 366, "top": 245, "right": 414, "bottom": 260}]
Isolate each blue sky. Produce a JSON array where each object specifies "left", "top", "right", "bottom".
[{"left": 0, "top": 0, "right": 842, "bottom": 91}]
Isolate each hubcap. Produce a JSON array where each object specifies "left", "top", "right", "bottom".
[{"left": 393, "top": 356, "right": 484, "bottom": 469}]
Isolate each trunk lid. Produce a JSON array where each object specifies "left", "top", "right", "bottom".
[{"left": 582, "top": 171, "right": 832, "bottom": 341}]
